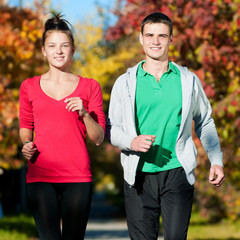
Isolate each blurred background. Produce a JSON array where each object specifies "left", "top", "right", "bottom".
[{"left": 0, "top": 0, "right": 239, "bottom": 239}]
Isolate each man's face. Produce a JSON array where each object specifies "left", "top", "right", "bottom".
[{"left": 139, "top": 23, "right": 172, "bottom": 62}]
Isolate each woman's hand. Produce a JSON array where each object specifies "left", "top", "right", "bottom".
[
  {"left": 65, "top": 97, "right": 104, "bottom": 145},
  {"left": 65, "top": 97, "right": 87, "bottom": 117},
  {"left": 22, "top": 141, "right": 37, "bottom": 160}
]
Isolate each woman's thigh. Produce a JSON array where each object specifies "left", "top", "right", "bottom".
[
  {"left": 27, "top": 182, "right": 61, "bottom": 240},
  {"left": 61, "top": 182, "right": 92, "bottom": 240}
]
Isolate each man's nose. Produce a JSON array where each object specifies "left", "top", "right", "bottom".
[{"left": 153, "top": 36, "right": 160, "bottom": 44}]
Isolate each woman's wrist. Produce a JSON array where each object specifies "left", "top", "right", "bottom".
[{"left": 82, "top": 111, "right": 89, "bottom": 118}]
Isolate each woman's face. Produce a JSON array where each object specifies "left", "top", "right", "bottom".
[{"left": 42, "top": 31, "right": 75, "bottom": 71}]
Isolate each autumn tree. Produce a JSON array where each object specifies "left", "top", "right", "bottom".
[
  {"left": 72, "top": 18, "right": 133, "bottom": 194},
  {"left": 105, "top": 0, "right": 240, "bottom": 221},
  {"left": 1, "top": 0, "right": 239, "bottom": 219},
  {"left": 0, "top": 2, "right": 45, "bottom": 169}
]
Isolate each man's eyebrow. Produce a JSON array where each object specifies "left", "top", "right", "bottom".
[
  {"left": 144, "top": 33, "right": 169, "bottom": 37},
  {"left": 159, "top": 33, "right": 169, "bottom": 37}
]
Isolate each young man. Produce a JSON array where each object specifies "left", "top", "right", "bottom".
[{"left": 106, "top": 12, "right": 225, "bottom": 240}]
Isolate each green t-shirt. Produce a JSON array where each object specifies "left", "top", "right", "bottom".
[{"left": 135, "top": 61, "right": 182, "bottom": 172}]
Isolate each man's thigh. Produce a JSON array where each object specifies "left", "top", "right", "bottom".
[
  {"left": 124, "top": 172, "right": 160, "bottom": 240},
  {"left": 160, "top": 167, "right": 194, "bottom": 240}
]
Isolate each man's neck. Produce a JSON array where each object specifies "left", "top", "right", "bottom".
[{"left": 143, "top": 59, "right": 169, "bottom": 82}]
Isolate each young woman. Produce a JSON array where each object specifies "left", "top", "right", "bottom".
[{"left": 19, "top": 13, "right": 105, "bottom": 240}]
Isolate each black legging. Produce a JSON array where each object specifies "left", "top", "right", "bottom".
[{"left": 27, "top": 182, "right": 92, "bottom": 240}]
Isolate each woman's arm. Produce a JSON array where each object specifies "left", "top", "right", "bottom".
[
  {"left": 19, "top": 128, "right": 36, "bottom": 160},
  {"left": 82, "top": 112, "right": 104, "bottom": 146},
  {"left": 19, "top": 128, "right": 33, "bottom": 144},
  {"left": 65, "top": 97, "right": 104, "bottom": 146}
]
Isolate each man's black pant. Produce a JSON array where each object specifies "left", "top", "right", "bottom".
[{"left": 124, "top": 167, "right": 194, "bottom": 240}]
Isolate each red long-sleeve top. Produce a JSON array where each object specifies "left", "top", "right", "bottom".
[{"left": 19, "top": 75, "right": 105, "bottom": 183}]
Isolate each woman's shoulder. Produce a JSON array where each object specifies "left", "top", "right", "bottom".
[
  {"left": 78, "top": 75, "right": 101, "bottom": 89},
  {"left": 21, "top": 75, "right": 41, "bottom": 88},
  {"left": 78, "top": 75, "right": 98, "bottom": 83}
]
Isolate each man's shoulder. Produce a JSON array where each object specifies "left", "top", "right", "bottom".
[
  {"left": 171, "top": 61, "right": 190, "bottom": 74},
  {"left": 114, "top": 62, "right": 141, "bottom": 84},
  {"left": 171, "top": 62, "right": 199, "bottom": 83}
]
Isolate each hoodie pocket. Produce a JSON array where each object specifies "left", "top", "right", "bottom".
[{"left": 177, "top": 136, "right": 197, "bottom": 173}]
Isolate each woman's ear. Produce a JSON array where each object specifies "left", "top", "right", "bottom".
[
  {"left": 42, "top": 46, "right": 46, "bottom": 57},
  {"left": 72, "top": 45, "right": 76, "bottom": 56}
]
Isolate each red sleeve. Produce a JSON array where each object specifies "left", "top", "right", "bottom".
[
  {"left": 19, "top": 79, "right": 34, "bottom": 130},
  {"left": 88, "top": 81, "right": 106, "bottom": 132}
]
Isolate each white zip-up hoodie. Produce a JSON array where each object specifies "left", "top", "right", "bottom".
[{"left": 106, "top": 61, "right": 223, "bottom": 186}]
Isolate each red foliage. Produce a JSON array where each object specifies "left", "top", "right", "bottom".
[{"left": 105, "top": 0, "right": 240, "bottom": 221}]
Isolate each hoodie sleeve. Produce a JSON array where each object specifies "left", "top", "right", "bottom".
[
  {"left": 192, "top": 73, "right": 223, "bottom": 166},
  {"left": 106, "top": 74, "right": 135, "bottom": 151}
]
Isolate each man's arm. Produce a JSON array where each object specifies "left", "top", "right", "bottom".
[
  {"left": 106, "top": 76, "right": 136, "bottom": 151},
  {"left": 192, "top": 74, "right": 225, "bottom": 187}
]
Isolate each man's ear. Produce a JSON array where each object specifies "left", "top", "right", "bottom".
[
  {"left": 139, "top": 32, "right": 143, "bottom": 45},
  {"left": 170, "top": 35, "right": 173, "bottom": 43}
]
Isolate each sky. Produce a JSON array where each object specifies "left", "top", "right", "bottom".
[{"left": 8, "top": 0, "right": 118, "bottom": 25}]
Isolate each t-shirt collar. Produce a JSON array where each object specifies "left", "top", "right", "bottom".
[{"left": 138, "top": 60, "right": 177, "bottom": 77}]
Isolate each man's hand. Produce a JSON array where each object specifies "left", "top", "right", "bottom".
[
  {"left": 209, "top": 165, "right": 225, "bottom": 187},
  {"left": 131, "top": 135, "right": 156, "bottom": 152}
]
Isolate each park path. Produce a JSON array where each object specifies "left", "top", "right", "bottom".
[
  {"left": 85, "top": 219, "right": 130, "bottom": 240},
  {"left": 85, "top": 193, "right": 163, "bottom": 240}
]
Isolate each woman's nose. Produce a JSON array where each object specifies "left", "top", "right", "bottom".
[{"left": 56, "top": 46, "right": 63, "bottom": 54}]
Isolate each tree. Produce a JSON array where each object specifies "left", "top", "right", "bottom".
[
  {"left": 0, "top": 3, "right": 45, "bottom": 169},
  {"left": 105, "top": 0, "right": 240, "bottom": 221},
  {"left": 72, "top": 18, "right": 136, "bottom": 194}
]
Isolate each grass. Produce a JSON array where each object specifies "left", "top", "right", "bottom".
[
  {"left": 0, "top": 212, "right": 240, "bottom": 239},
  {"left": 188, "top": 212, "right": 240, "bottom": 240},
  {"left": 0, "top": 214, "right": 38, "bottom": 240}
]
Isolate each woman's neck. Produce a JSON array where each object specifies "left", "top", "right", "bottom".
[{"left": 43, "top": 67, "right": 73, "bottom": 82}]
